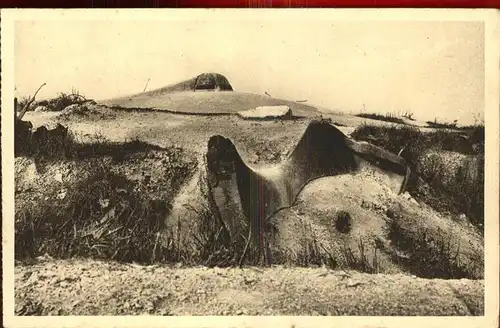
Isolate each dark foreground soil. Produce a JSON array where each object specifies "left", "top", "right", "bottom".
[{"left": 15, "top": 257, "right": 484, "bottom": 316}]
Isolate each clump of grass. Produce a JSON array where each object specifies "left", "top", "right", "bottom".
[
  {"left": 267, "top": 211, "right": 381, "bottom": 274},
  {"left": 464, "top": 124, "right": 485, "bottom": 152},
  {"left": 355, "top": 112, "right": 406, "bottom": 125},
  {"left": 339, "top": 237, "right": 380, "bottom": 274},
  {"left": 46, "top": 89, "right": 87, "bottom": 112},
  {"left": 401, "top": 111, "right": 415, "bottom": 121},
  {"left": 15, "top": 161, "right": 173, "bottom": 264},
  {"left": 267, "top": 219, "right": 330, "bottom": 269},
  {"left": 181, "top": 172, "right": 243, "bottom": 267},
  {"left": 15, "top": 155, "right": 263, "bottom": 266},
  {"left": 386, "top": 203, "right": 483, "bottom": 279},
  {"left": 20, "top": 89, "right": 89, "bottom": 112},
  {"left": 32, "top": 127, "right": 76, "bottom": 160},
  {"left": 419, "top": 152, "right": 484, "bottom": 227},
  {"left": 351, "top": 123, "right": 484, "bottom": 156},
  {"left": 184, "top": 169, "right": 279, "bottom": 267},
  {"left": 351, "top": 124, "right": 426, "bottom": 163},
  {"left": 16, "top": 96, "right": 33, "bottom": 112}
]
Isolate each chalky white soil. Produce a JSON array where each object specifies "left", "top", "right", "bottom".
[{"left": 15, "top": 257, "right": 484, "bottom": 316}]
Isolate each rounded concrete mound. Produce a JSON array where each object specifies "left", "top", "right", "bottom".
[{"left": 101, "top": 73, "right": 324, "bottom": 117}]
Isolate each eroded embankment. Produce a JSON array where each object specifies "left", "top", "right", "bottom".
[
  {"left": 350, "top": 123, "right": 485, "bottom": 227},
  {"left": 15, "top": 135, "right": 198, "bottom": 263}
]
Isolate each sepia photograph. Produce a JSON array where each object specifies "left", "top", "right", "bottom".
[{"left": 2, "top": 8, "right": 499, "bottom": 326}]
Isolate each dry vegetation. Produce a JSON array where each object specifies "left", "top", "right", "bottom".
[
  {"left": 354, "top": 112, "right": 406, "bottom": 125},
  {"left": 16, "top": 89, "right": 92, "bottom": 113},
  {"left": 351, "top": 123, "right": 485, "bottom": 227},
  {"left": 15, "top": 133, "right": 199, "bottom": 264}
]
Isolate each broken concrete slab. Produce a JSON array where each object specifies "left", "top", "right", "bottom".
[{"left": 237, "top": 105, "right": 292, "bottom": 120}]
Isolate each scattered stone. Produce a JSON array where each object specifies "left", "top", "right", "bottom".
[
  {"left": 457, "top": 213, "right": 467, "bottom": 223},
  {"left": 244, "top": 277, "right": 256, "bottom": 285},
  {"left": 99, "top": 198, "right": 110, "bottom": 209},
  {"left": 347, "top": 281, "right": 364, "bottom": 287},
  {"left": 54, "top": 172, "right": 63, "bottom": 183},
  {"left": 57, "top": 189, "right": 67, "bottom": 200},
  {"left": 25, "top": 272, "right": 39, "bottom": 286},
  {"left": 36, "top": 253, "right": 54, "bottom": 262},
  {"left": 89, "top": 271, "right": 100, "bottom": 278}
]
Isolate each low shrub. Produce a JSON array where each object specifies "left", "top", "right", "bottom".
[{"left": 386, "top": 202, "right": 483, "bottom": 279}]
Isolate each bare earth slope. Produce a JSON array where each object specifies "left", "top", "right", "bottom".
[{"left": 16, "top": 258, "right": 483, "bottom": 316}]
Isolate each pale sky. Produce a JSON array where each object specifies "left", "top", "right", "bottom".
[{"left": 15, "top": 19, "right": 484, "bottom": 124}]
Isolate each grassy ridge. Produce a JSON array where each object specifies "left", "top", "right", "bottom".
[
  {"left": 355, "top": 113, "right": 407, "bottom": 125},
  {"left": 351, "top": 123, "right": 485, "bottom": 227}
]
